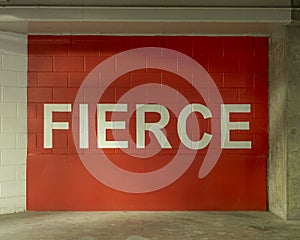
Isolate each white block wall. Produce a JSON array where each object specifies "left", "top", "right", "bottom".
[{"left": 0, "top": 32, "right": 27, "bottom": 214}]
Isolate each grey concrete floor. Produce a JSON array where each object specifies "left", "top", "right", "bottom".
[{"left": 0, "top": 211, "right": 299, "bottom": 240}]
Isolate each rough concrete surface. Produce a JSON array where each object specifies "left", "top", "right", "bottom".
[
  {"left": 269, "top": 27, "right": 287, "bottom": 219},
  {"left": 0, "top": 212, "right": 299, "bottom": 240},
  {"left": 286, "top": 26, "right": 300, "bottom": 220},
  {"left": 269, "top": 26, "right": 300, "bottom": 220}
]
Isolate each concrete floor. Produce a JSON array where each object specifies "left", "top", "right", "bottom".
[{"left": 0, "top": 211, "right": 299, "bottom": 240}]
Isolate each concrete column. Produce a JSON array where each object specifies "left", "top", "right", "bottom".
[
  {"left": 269, "top": 27, "right": 288, "bottom": 219},
  {"left": 286, "top": 26, "right": 300, "bottom": 220},
  {"left": 269, "top": 26, "right": 300, "bottom": 220}
]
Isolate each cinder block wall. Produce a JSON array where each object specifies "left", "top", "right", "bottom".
[
  {"left": 0, "top": 29, "right": 298, "bottom": 218},
  {"left": 0, "top": 32, "right": 27, "bottom": 214}
]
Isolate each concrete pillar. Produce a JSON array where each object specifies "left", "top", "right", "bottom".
[
  {"left": 269, "top": 26, "right": 300, "bottom": 220},
  {"left": 286, "top": 26, "right": 300, "bottom": 220}
]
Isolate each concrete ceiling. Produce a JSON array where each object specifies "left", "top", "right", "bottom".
[{"left": 0, "top": 0, "right": 298, "bottom": 34}]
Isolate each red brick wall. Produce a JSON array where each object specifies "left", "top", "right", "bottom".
[{"left": 27, "top": 36, "right": 268, "bottom": 210}]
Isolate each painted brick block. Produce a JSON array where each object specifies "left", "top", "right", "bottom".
[
  {"left": 0, "top": 133, "right": 16, "bottom": 149},
  {"left": 31, "top": 43, "right": 69, "bottom": 56},
  {"left": 68, "top": 43, "right": 100, "bottom": 56},
  {"left": 224, "top": 73, "right": 254, "bottom": 88},
  {"left": 27, "top": 87, "right": 52, "bottom": 103},
  {"left": 38, "top": 72, "right": 68, "bottom": 87},
  {"left": 0, "top": 166, "right": 16, "bottom": 182},
  {"left": 16, "top": 166, "right": 26, "bottom": 181},
  {"left": 53, "top": 56, "right": 84, "bottom": 72},
  {"left": 0, "top": 197, "right": 15, "bottom": 213},
  {"left": 16, "top": 134, "right": 27, "bottom": 149},
  {"left": 164, "top": 36, "right": 193, "bottom": 56},
  {"left": 27, "top": 133, "right": 37, "bottom": 152},
  {"left": 28, "top": 56, "right": 53, "bottom": 72},
  {"left": 0, "top": 181, "right": 25, "bottom": 197},
  {"left": 0, "top": 196, "right": 26, "bottom": 214},
  {"left": 209, "top": 57, "right": 239, "bottom": 73},
  {"left": 0, "top": 149, "right": 26, "bottom": 165},
  {"left": 223, "top": 37, "right": 253, "bottom": 57},
  {"left": 2, "top": 54, "right": 27, "bottom": 72},
  {"left": 14, "top": 196, "right": 26, "bottom": 212},
  {"left": 2, "top": 87, "right": 26, "bottom": 103},
  {"left": 0, "top": 32, "right": 27, "bottom": 55},
  {"left": 1, "top": 118, "right": 27, "bottom": 133},
  {"left": 52, "top": 88, "right": 79, "bottom": 102},
  {"left": 27, "top": 103, "right": 37, "bottom": 119},
  {"left": 17, "top": 72, "right": 27, "bottom": 87},
  {"left": 0, "top": 102, "right": 17, "bottom": 117},
  {"left": 218, "top": 88, "right": 239, "bottom": 103},
  {"left": 27, "top": 72, "right": 37, "bottom": 86},
  {"left": 192, "top": 37, "right": 223, "bottom": 57},
  {"left": 67, "top": 73, "right": 88, "bottom": 87},
  {"left": 99, "top": 39, "right": 130, "bottom": 56},
  {"left": 0, "top": 71, "right": 17, "bottom": 86},
  {"left": 17, "top": 103, "right": 27, "bottom": 118}
]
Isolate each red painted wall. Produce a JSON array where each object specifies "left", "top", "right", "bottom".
[{"left": 27, "top": 36, "right": 268, "bottom": 210}]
